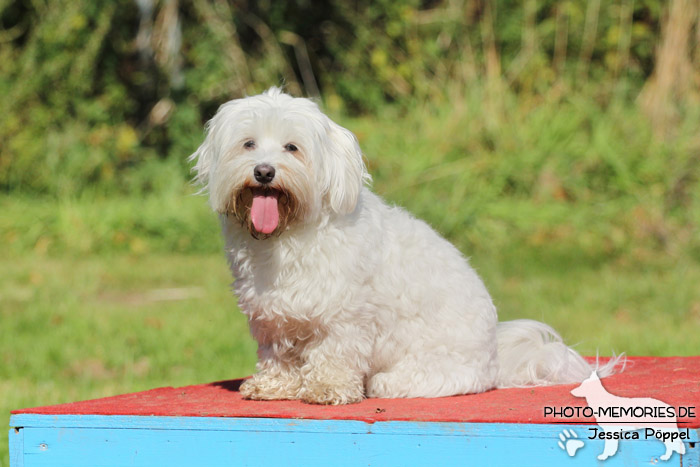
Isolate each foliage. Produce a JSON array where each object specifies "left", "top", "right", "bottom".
[
  {"left": 1, "top": 0, "right": 699, "bottom": 196},
  {"left": 1, "top": 90, "right": 697, "bottom": 261}
]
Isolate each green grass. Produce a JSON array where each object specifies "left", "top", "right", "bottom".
[
  {"left": 2, "top": 94, "right": 700, "bottom": 465},
  {"left": 0, "top": 253, "right": 257, "bottom": 466},
  {"left": 3, "top": 198, "right": 699, "bottom": 466}
]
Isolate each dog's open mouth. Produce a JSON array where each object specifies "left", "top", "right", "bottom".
[
  {"left": 230, "top": 186, "right": 294, "bottom": 239},
  {"left": 250, "top": 188, "right": 280, "bottom": 234}
]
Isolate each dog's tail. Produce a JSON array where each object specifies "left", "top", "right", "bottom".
[{"left": 495, "top": 319, "right": 624, "bottom": 388}]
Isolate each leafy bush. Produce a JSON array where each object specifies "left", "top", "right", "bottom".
[{"left": 0, "top": 0, "right": 697, "bottom": 200}]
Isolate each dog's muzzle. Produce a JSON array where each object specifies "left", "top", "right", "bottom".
[{"left": 228, "top": 185, "right": 297, "bottom": 240}]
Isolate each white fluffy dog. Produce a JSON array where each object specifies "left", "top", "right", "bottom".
[{"left": 190, "top": 88, "right": 618, "bottom": 405}]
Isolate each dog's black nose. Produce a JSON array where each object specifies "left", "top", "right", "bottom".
[{"left": 253, "top": 164, "right": 275, "bottom": 184}]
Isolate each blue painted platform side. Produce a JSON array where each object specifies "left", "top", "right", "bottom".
[
  {"left": 8, "top": 427, "right": 23, "bottom": 467},
  {"left": 9, "top": 415, "right": 700, "bottom": 467}
]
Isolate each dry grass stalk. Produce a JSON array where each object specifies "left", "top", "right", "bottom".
[
  {"left": 577, "top": 0, "right": 601, "bottom": 82},
  {"left": 553, "top": 1, "right": 569, "bottom": 78},
  {"left": 192, "top": 0, "right": 251, "bottom": 97},
  {"left": 614, "top": 0, "right": 634, "bottom": 80},
  {"left": 506, "top": 0, "right": 537, "bottom": 85},
  {"left": 638, "top": 0, "right": 698, "bottom": 137}
]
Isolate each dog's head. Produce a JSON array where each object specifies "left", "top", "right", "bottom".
[{"left": 189, "top": 87, "right": 369, "bottom": 239}]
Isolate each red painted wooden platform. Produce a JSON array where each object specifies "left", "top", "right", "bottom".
[{"left": 13, "top": 357, "right": 699, "bottom": 427}]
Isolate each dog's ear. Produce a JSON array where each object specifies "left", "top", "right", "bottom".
[
  {"left": 322, "top": 120, "right": 370, "bottom": 214},
  {"left": 189, "top": 100, "right": 236, "bottom": 193},
  {"left": 189, "top": 126, "right": 214, "bottom": 191}
]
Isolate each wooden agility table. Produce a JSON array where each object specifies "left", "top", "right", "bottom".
[{"left": 9, "top": 357, "right": 700, "bottom": 466}]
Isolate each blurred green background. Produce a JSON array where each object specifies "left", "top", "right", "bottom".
[{"left": 2, "top": 0, "right": 700, "bottom": 463}]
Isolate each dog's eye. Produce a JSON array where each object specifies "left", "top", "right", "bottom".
[
  {"left": 244, "top": 140, "right": 256, "bottom": 149},
  {"left": 284, "top": 143, "right": 298, "bottom": 152}
]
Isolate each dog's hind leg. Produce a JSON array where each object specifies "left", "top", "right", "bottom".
[{"left": 366, "top": 351, "right": 497, "bottom": 398}]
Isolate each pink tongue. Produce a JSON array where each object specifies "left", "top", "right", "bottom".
[{"left": 251, "top": 195, "right": 279, "bottom": 234}]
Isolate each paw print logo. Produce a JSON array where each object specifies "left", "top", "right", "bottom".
[{"left": 558, "top": 429, "right": 584, "bottom": 457}]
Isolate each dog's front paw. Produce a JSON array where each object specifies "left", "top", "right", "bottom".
[
  {"left": 239, "top": 373, "right": 301, "bottom": 401},
  {"left": 299, "top": 380, "right": 364, "bottom": 405},
  {"left": 239, "top": 378, "right": 272, "bottom": 400}
]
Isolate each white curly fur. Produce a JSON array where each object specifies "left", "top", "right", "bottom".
[{"left": 190, "top": 87, "right": 622, "bottom": 405}]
